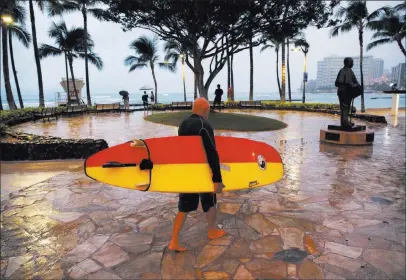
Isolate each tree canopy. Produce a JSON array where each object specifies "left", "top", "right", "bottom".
[{"left": 101, "top": 0, "right": 338, "bottom": 98}]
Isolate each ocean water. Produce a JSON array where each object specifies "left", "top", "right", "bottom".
[{"left": 1, "top": 91, "right": 405, "bottom": 110}]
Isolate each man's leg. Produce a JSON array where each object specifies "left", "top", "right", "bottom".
[
  {"left": 168, "top": 194, "right": 199, "bottom": 252},
  {"left": 201, "top": 194, "right": 226, "bottom": 239}
]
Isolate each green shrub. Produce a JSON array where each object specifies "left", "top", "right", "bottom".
[
  {"left": 0, "top": 107, "right": 40, "bottom": 123},
  {"left": 223, "top": 100, "right": 240, "bottom": 108},
  {"left": 261, "top": 101, "right": 341, "bottom": 110},
  {"left": 0, "top": 124, "right": 9, "bottom": 136}
]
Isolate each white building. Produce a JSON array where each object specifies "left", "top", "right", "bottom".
[
  {"left": 316, "top": 56, "right": 380, "bottom": 88},
  {"left": 391, "top": 63, "right": 406, "bottom": 89}
]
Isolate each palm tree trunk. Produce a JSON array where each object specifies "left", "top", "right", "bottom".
[
  {"left": 65, "top": 53, "right": 71, "bottom": 104},
  {"left": 2, "top": 27, "right": 17, "bottom": 110},
  {"left": 281, "top": 39, "right": 286, "bottom": 102},
  {"left": 9, "top": 31, "right": 23, "bottom": 108},
  {"left": 68, "top": 55, "right": 79, "bottom": 104},
  {"left": 276, "top": 49, "right": 281, "bottom": 96},
  {"left": 82, "top": 5, "right": 92, "bottom": 106},
  {"left": 231, "top": 52, "right": 234, "bottom": 101},
  {"left": 249, "top": 37, "right": 254, "bottom": 101},
  {"left": 151, "top": 64, "right": 158, "bottom": 104},
  {"left": 29, "top": 0, "right": 44, "bottom": 107},
  {"left": 226, "top": 37, "right": 230, "bottom": 89},
  {"left": 359, "top": 24, "right": 365, "bottom": 112},
  {"left": 287, "top": 39, "right": 292, "bottom": 102},
  {"left": 397, "top": 38, "right": 406, "bottom": 56}
]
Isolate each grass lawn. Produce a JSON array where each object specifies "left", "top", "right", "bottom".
[{"left": 144, "top": 111, "right": 287, "bottom": 131}]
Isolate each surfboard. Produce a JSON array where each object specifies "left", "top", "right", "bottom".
[{"left": 84, "top": 136, "right": 284, "bottom": 193}]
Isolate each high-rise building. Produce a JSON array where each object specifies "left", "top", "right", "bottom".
[
  {"left": 316, "top": 56, "right": 379, "bottom": 88},
  {"left": 373, "top": 58, "right": 384, "bottom": 78},
  {"left": 391, "top": 63, "right": 406, "bottom": 89}
]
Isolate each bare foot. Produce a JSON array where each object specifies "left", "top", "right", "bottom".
[
  {"left": 168, "top": 242, "right": 188, "bottom": 252},
  {"left": 208, "top": 229, "right": 227, "bottom": 240}
]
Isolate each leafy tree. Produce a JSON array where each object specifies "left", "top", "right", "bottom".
[
  {"left": 124, "top": 35, "right": 175, "bottom": 104},
  {"left": 329, "top": 0, "right": 379, "bottom": 112},
  {"left": 50, "top": 0, "right": 109, "bottom": 105},
  {"left": 39, "top": 21, "right": 103, "bottom": 105},
  {"left": 367, "top": 4, "right": 406, "bottom": 56}
]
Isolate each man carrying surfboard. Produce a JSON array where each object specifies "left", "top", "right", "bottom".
[{"left": 168, "top": 97, "right": 227, "bottom": 252}]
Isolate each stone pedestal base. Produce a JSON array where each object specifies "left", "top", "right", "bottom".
[{"left": 320, "top": 125, "right": 374, "bottom": 145}]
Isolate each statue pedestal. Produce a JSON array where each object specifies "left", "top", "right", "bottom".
[{"left": 320, "top": 125, "right": 374, "bottom": 145}]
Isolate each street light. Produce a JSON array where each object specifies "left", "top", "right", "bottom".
[
  {"left": 0, "top": 15, "right": 14, "bottom": 110},
  {"left": 180, "top": 53, "right": 187, "bottom": 102},
  {"left": 291, "top": 46, "right": 308, "bottom": 103}
]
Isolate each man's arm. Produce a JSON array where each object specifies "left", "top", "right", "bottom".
[{"left": 199, "top": 129, "right": 222, "bottom": 183}]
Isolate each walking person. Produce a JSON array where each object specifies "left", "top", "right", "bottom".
[{"left": 168, "top": 98, "right": 227, "bottom": 252}]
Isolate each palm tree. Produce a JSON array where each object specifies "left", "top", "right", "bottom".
[
  {"left": 9, "top": 23, "right": 31, "bottom": 109},
  {"left": 366, "top": 5, "right": 406, "bottom": 56},
  {"left": 50, "top": 0, "right": 108, "bottom": 106},
  {"left": 38, "top": 21, "right": 103, "bottom": 105},
  {"left": 249, "top": 37, "right": 254, "bottom": 101},
  {"left": 2, "top": 22, "right": 17, "bottom": 110},
  {"left": 164, "top": 40, "right": 187, "bottom": 101},
  {"left": 124, "top": 35, "right": 176, "bottom": 104},
  {"left": 330, "top": 0, "right": 377, "bottom": 113},
  {"left": 1, "top": 0, "right": 27, "bottom": 110},
  {"left": 27, "top": 0, "right": 66, "bottom": 107},
  {"left": 261, "top": 39, "right": 281, "bottom": 98}
]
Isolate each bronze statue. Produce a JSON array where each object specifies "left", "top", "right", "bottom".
[{"left": 335, "top": 57, "right": 361, "bottom": 128}]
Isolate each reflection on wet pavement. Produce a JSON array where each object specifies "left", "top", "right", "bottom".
[{"left": 2, "top": 110, "right": 405, "bottom": 279}]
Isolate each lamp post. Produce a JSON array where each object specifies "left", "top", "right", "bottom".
[
  {"left": 180, "top": 53, "right": 186, "bottom": 102},
  {"left": 291, "top": 45, "right": 308, "bottom": 103},
  {"left": 0, "top": 15, "right": 14, "bottom": 110}
]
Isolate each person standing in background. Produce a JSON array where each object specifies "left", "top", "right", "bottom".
[
  {"left": 150, "top": 91, "right": 155, "bottom": 104},
  {"left": 212, "top": 84, "right": 223, "bottom": 112}
]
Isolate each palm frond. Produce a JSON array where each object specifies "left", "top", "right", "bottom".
[
  {"left": 88, "top": 8, "right": 108, "bottom": 20},
  {"left": 340, "top": 22, "right": 354, "bottom": 33},
  {"left": 394, "top": 3, "right": 406, "bottom": 13},
  {"left": 260, "top": 44, "right": 274, "bottom": 52},
  {"left": 164, "top": 52, "right": 180, "bottom": 64},
  {"left": 78, "top": 52, "right": 103, "bottom": 70},
  {"left": 158, "top": 62, "right": 177, "bottom": 72},
  {"left": 371, "top": 31, "right": 394, "bottom": 39},
  {"left": 335, "top": 6, "right": 348, "bottom": 19},
  {"left": 124, "top": 55, "right": 140, "bottom": 66},
  {"left": 130, "top": 35, "right": 159, "bottom": 60},
  {"left": 128, "top": 63, "right": 148, "bottom": 72},
  {"left": 38, "top": 44, "right": 63, "bottom": 59},
  {"left": 366, "top": 38, "right": 392, "bottom": 51},
  {"left": 46, "top": 0, "right": 78, "bottom": 16},
  {"left": 9, "top": 24, "right": 31, "bottom": 47},
  {"left": 9, "top": 1, "right": 27, "bottom": 24},
  {"left": 329, "top": 25, "right": 342, "bottom": 37}
]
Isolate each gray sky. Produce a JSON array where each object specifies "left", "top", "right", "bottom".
[{"left": 2, "top": 1, "right": 405, "bottom": 100}]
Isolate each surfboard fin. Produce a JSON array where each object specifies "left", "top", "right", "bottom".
[
  {"left": 130, "top": 139, "right": 146, "bottom": 147},
  {"left": 134, "top": 183, "right": 149, "bottom": 191}
]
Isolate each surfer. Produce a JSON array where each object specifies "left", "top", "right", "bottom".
[{"left": 168, "top": 97, "right": 227, "bottom": 252}]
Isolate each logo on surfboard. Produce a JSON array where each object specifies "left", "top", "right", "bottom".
[{"left": 257, "top": 155, "right": 266, "bottom": 170}]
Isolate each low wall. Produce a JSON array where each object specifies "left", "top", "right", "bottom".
[{"left": 1, "top": 132, "right": 108, "bottom": 161}]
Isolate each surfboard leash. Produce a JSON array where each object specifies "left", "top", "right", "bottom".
[{"left": 139, "top": 139, "right": 153, "bottom": 192}]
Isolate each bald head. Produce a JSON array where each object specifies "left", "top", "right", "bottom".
[{"left": 192, "top": 97, "right": 210, "bottom": 119}]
